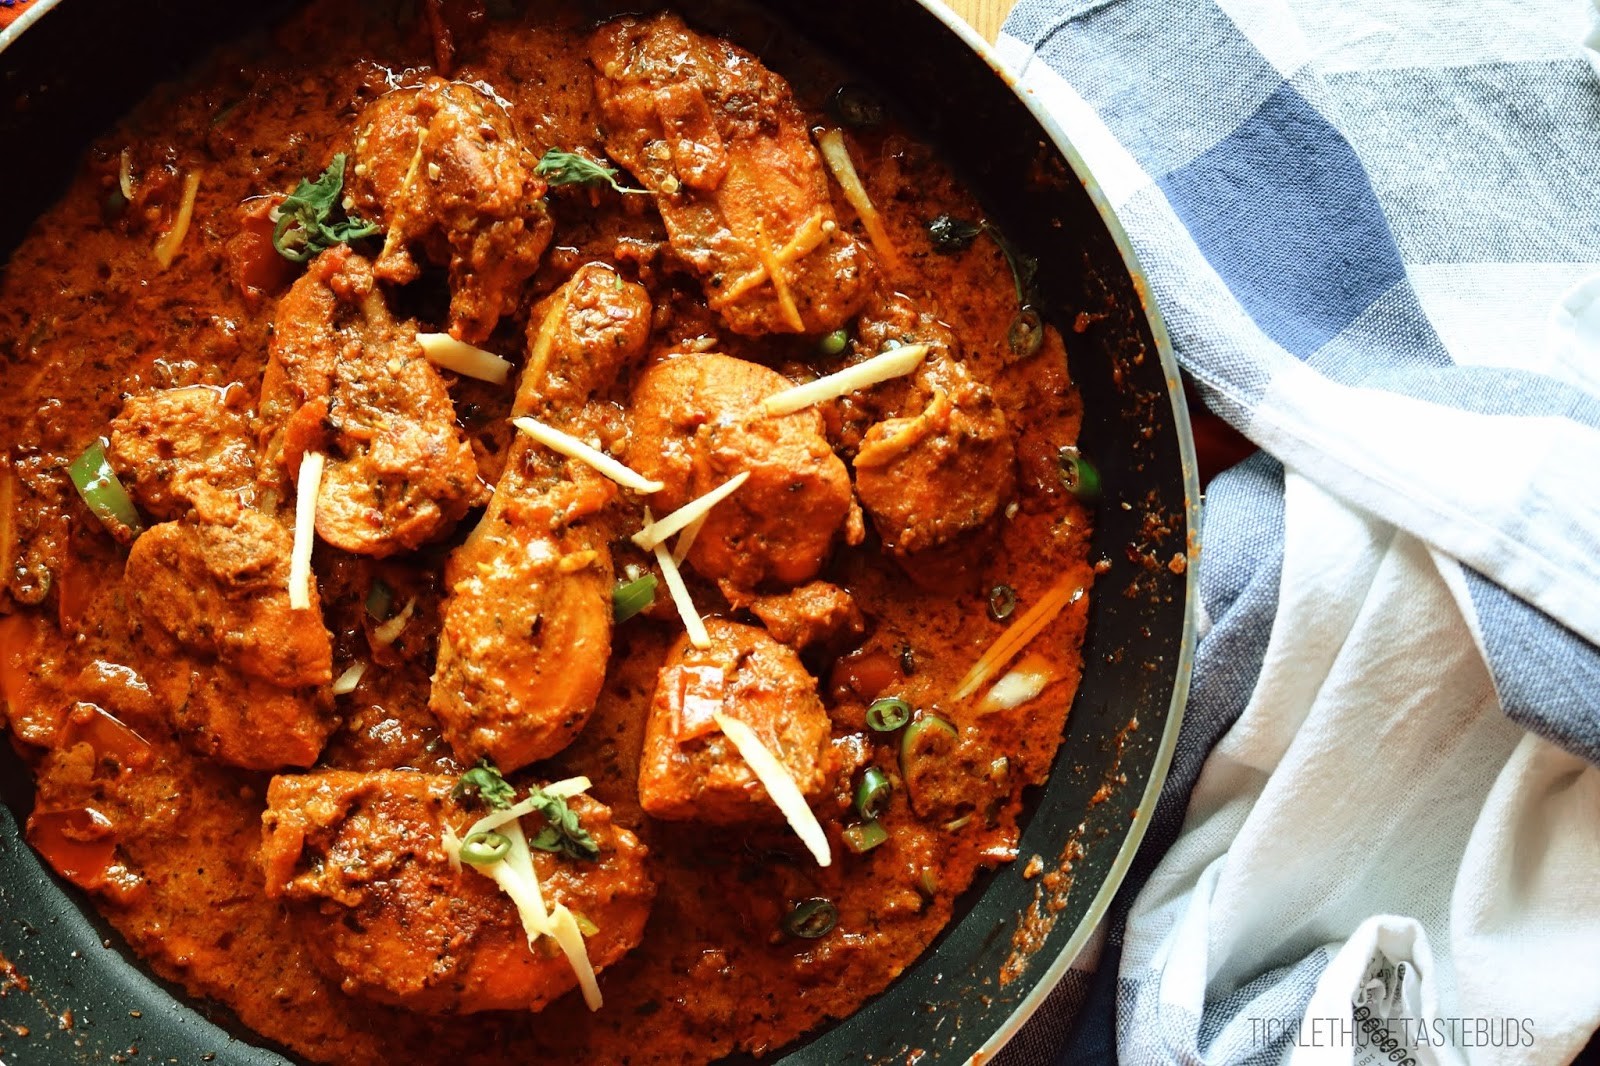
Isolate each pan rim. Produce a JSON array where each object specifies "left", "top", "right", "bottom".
[{"left": 896, "top": 4, "right": 1198, "bottom": 1059}]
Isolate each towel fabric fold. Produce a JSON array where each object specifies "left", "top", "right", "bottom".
[{"left": 990, "top": 1, "right": 1600, "bottom": 1062}]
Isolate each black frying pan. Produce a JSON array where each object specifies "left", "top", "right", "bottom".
[{"left": 0, "top": 1, "right": 1198, "bottom": 1061}]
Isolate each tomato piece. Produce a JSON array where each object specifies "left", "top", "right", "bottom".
[
  {"left": 0, "top": 613, "right": 33, "bottom": 710},
  {"left": 0, "top": 612, "right": 66, "bottom": 746},
  {"left": 27, "top": 807, "right": 118, "bottom": 890},
  {"left": 0, "top": 466, "right": 16, "bottom": 588},
  {"left": 225, "top": 196, "right": 297, "bottom": 302},
  {"left": 281, "top": 397, "right": 331, "bottom": 480},
  {"left": 829, "top": 645, "right": 900, "bottom": 704},
  {"left": 55, "top": 551, "right": 89, "bottom": 631},
  {"left": 57, "top": 702, "right": 154, "bottom": 771},
  {"left": 669, "top": 665, "right": 724, "bottom": 741},
  {"left": 561, "top": 477, "right": 616, "bottom": 523}
]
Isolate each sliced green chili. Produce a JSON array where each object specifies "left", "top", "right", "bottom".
[
  {"left": 365, "top": 578, "right": 394, "bottom": 621},
  {"left": 987, "top": 584, "right": 1017, "bottom": 622},
  {"left": 866, "top": 696, "right": 912, "bottom": 733},
  {"left": 783, "top": 897, "right": 838, "bottom": 939},
  {"left": 270, "top": 154, "right": 380, "bottom": 263},
  {"left": 854, "top": 767, "right": 892, "bottom": 820},
  {"left": 68, "top": 439, "right": 143, "bottom": 542},
  {"left": 899, "top": 714, "right": 959, "bottom": 784},
  {"left": 1056, "top": 445, "right": 1102, "bottom": 499},
  {"left": 1007, "top": 307, "right": 1044, "bottom": 359},
  {"left": 842, "top": 820, "right": 888, "bottom": 854},
  {"left": 460, "top": 829, "right": 511, "bottom": 866},
  {"left": 612, "top": 574, "right": 658, "bottom": 623}
]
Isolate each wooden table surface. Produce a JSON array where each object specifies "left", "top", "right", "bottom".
[{"left": 945, "top": 0, "right": 1016, "bottom": 42}]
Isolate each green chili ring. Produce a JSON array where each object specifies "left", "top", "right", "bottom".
[
  {"left": 899, "top": 714, "right": 959, "bottom": 783},
  {"left": 365, "top": 578, "right": 394, "bottom": 622},
  {"left": 1056, "top": 445, "right": 1102, "bottom": 499},
  {"left": 612, "top": 573, "right": 659, "bottom": 623},
  {"left": 866, "top": 696, "right": 912, "bottom": 733},
  {"left": 854, "top": 767, "right": 892, "bottom": 820},
  {"left": 460, "top": 829, "right": 512, "bottom": 866},
  {"left": 271, "top": 211, "right": 315, "bottom": 263},
  {"left": 1007, "top": 307, "right": 1044, "bottom": 359},
  {"left": 68, "top": 439, "right": 143, "bottom": 542},
  {"left": 783, "top": 897, "right": 838, "bottom": 939},
  {"left": 842, "top": 821, "right": 888, "bottom": 854}
]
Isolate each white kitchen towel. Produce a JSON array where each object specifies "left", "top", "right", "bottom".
[
  {"left": 1110, "top": 472, "right": 1600, "bottom": 1066},
  {"left": 986, "top": 0, "right": 1600, "bottom": 1062}
]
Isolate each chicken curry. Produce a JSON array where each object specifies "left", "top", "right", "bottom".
[{"left": 0, "top": 1, "right": 1097, "bottom": 1061}]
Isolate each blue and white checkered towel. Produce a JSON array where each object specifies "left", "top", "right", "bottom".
[{"left": 987, "top": 1, "right": 1600, "bottom": 1063}]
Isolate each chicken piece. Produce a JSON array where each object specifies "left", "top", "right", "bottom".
[
  {"left": 429, "top": 477, "right": 613, "bottom": 771},
  {"left": 106, "top": 385, "right": 257, "bottom": 520},
  {"left": 748, "top": 581, "right": 863, "bottom": 651},
  {"left": 430, "top": 266, "right": 651, "bottom": 770},
  {"left": 591, "top": 14, "right": 867, "bottom": 336},
  {"left": 260, "top": 245, "right": 483, "bottom": 556},
  {"left": 849, "top": 298, "right": 1015, "bottom": 553},
  {"left": 639, "top": 619, "right": 831, "bottom": 823},
  {"left": 124, "top": 487, "right": 332, "bottom": 688},
  {"left": 350, "top": 78, "right": 552, "bottom": 343},
  {"left": 627, "top": 353, "right": 862, "bottom": 602},
  {"left": 518, "top": 263, "right": 651, "bottom": 422},
  {"left": 173, "top": 669, "right": 333, "bottom": 770},
  {"left": 125, "top": 485, "right": 335, "bottom": 770},
  {"left": 260, "top": 770, "right": 654, "bottom": 1014}
]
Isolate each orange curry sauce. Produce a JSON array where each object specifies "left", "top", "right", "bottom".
[{"left": 0, "top": 1, "right": 1093, "bottom": 1061}]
